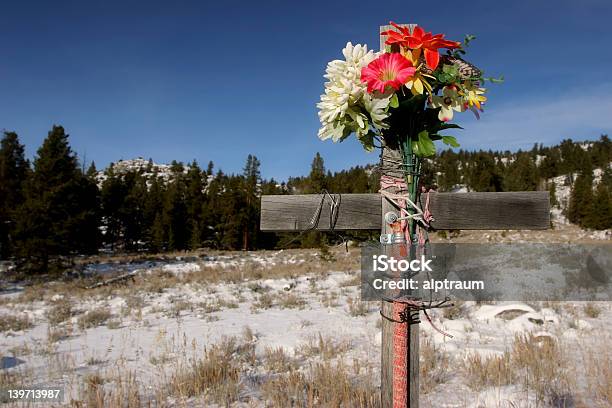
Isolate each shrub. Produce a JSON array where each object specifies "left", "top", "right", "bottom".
[
  {"left": 46, "top": 298, "right": 73, "bottom": 324},
  {"left": 78, "top": 307, "right": 112, "bottom": 330},
  {"left": 0, "top": 314, "right": 33, "bottom": 332}
]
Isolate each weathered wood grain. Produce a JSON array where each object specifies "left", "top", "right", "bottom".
[
  {"left": 260, "top": 191, "right": 550, "bottom": 231},
  {"left": 428, "top": 191, "right": 550, "bottom": 230},
  {"left": 379, "top": 146, "right": 419, "bottom": 408},
  {"left": 260, "top": 193, "right": 380, "bottom": 231}
]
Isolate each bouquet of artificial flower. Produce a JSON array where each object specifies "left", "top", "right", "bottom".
[{"left": 317, "top": 23, "right": 499, "bottom": 157}]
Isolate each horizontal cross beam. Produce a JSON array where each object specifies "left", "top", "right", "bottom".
[{"left": 260, "top": 192, "right": 550, "bottom": 231}]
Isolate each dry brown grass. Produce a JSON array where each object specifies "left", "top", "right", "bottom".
[
  {"left": 250, "top": 292, "right": 274, "bottom": 312},
  {"left": 582, "top": 337, "right": 611, "bottom": 407},
  {"left": 319, "top": 291, "right": 339, "bottom": 308},
  {"left": 465, "top": 351, "right": 516, "bottom": 391},
  {"left": 122, "top": 294, "right": 146, "bottom": 319},
  {"left": 241, "top": 325, "right": 255, "bottom": 342},
  {"left": 261, "top": 361, "right": 380, "bottom": 408},
  {"left": 583, "top": 303, "right": 602, "bottom": 318},
  {"left": 465, "top": 333, "right": 572, "bottom": 403},
  {"left": 216, "top": 297, "right": 239, "bottom": 309},
  {"left": 196, "top": 299, "right": 222, "bottom": 314},
  {"left": 0, "top": 313, "right": 33, "bottom": 332},
  {"left": 166, "top": 297, "right": 193, "bottom": 318},
  {"left": 0, "top": 367, "right": 32, "bottom": 389},
  {"left": 166, "top": 336, "right": 250, "bottom": 405},
  {"left": 347, "top": 297, "right": 369, "bottom": 317},
  {"left": 420, "top": 337, "right": 451, "bottom": 394},
  {"left": 263, "top": 346, "right": 297, "bottom": 372},
  {"left": 511, "top": 333, "right": 572, "bottom": 402},
  {"left": 77, "top": 307, "right": 112, "bottom": 330},
  {"left": 46, "top": 297, "right": 74, "bottom": 324},
  {"left": 15, "top": 285, "right": 46, "bottom": 303},
  {"left": 278, "top": 292, "right": 307, "bottom": 309},
  {"left": 47, "top": 326, "right": 71, "bottom": 343},
  {"left": 106, "top": 319, "right": 122, "bottom": 329},
  {"left": 297, "top": 333, "right": 352, "bottom": 360},
  {"left": 73, "top": 370, "right": 143, "bottom": 408}
]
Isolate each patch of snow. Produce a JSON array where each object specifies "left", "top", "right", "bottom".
[{"left": 161, "top": 262, "right": 201, "bottom": 275}]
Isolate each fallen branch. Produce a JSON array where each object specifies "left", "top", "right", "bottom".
[{"left": 85, "top": 271, "right": 138, "bottom": 289}]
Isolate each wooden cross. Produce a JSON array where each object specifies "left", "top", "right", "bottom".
[{"left": 260, "top": 24, "right": 550, "bottom": 408}]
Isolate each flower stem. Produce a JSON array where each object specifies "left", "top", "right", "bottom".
[{"left": 401, "top": 135, "right": 420, "bottom": 240}]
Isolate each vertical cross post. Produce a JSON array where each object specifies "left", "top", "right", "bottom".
[{"left": 380, "top": 24, "right": 419, "bottom": 408}]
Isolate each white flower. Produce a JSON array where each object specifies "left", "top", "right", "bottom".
[
  {"left": 363, "top": 92, "right": 392, "bottom": 130},
  {"left": 430, "top": 86, "right": 465, "bottom": 122},
  {"left": 317, "top": 42, "right": 378, "bottom": 142}
]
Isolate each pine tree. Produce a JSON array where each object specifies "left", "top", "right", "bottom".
[
  {"left": 151, "top": 213, "right": 166, "bottom": 252},
  {"left": 539, "top": 149, "right": 561, "bottom": 179},
  {"left": 307, "top": 152, "right": 327, "bottom": 193},
  {"left": 0, "top": 132, "right": 29, "bottom": 258},
  {"left": 419, "top": 158, "right": 435, "bottom": 189},
  {"left": 143, "top": 176, "right": 165, "bottom": 250},
  {"left": 301, "top": 153, "right": 329, "bottom": 247},
  {"left": 219, "top": 176, "right": 246, "bottom": 249},
  {"left": 170, "top": 160, "right": 184, "bottom": 174},
  {"left": 601, "top": 167, "right": 612, "bottom": 191},
  {"left": 467, "top": 152, "right": 503, "bottom": 192},
  {"left": 100, "top": 167, "right": 126, "bottom": 250},
  {"left": 437, "top": 150, "right": 460, "bottom": 191},
  {"left": 505, "top": 153, "right": 538, "bottom": 191},
  {"left": 591, "top": 134, "right": 612, "bottom": 169},
  {"left": 86, "top": 161, "right": 98, "bottom": 180},
  {"left": 201, "top": 170, "right": 224, "bottom": 247},
  {"left": 122, "top": 172, "right": 148, "bottom": 250},
  {"left": 14, "top": 126, "right": 99, "bottom": 272},
  {"left": 185, "top": 161, "right": 204, "bottom": 249},
  {"left": 584, "top": 183, "right": 612, "bottom": 230},
  {"left": 241, "top": 155, "right": 261, "bottom": 250},
  {"left": 162, "top": 177, "right": 188, "bottom": 251},
  {"left": 567, "top": 160, "right": 594, "bottom": 227}
]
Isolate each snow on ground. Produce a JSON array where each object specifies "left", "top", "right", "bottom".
[{"left": 1, "top": 248, "right": 611, "bottom": 407}]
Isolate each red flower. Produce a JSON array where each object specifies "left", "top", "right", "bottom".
[
  {"left": 382, "top": 22, "right": 461, "bottom": 70},
  {"left": 360, "top": 53, "right": 416, "bottom": 94}
]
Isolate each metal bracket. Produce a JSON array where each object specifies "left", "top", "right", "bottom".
[{"left": 379, "top": 232, "right": 407, "bottom": 245}]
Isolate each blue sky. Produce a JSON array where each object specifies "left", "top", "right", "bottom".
[{"left": 1, "top": 0, "right": 611, "bottom": 180}]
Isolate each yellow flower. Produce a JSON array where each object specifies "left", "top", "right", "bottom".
[
  {"left": 400, "top": 48, "right": 434, "bottom": 95},
  {"left": 460, "top": 81, "right": 487, "bottom": 110},
  {"left": 405, "top": 71, "right": 434, "bottom": 95},
  {"left": 402, "top": 48, "right": 421, "bottom": 66}
]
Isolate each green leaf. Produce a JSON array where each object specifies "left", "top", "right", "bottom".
[
  {"left": 437, "top": 123, "right": 464, "bottom": 131},
  {"left": 389, "top": 93, "right": 399, "bottom": 108},
  {"left": 487, "top": 75, "right": 505, "bottom": 84},
  {"left": 463, "top": 34, "right": 476, "bottom": 48},
  {"left": 357, "top": 131, "right": 376, "bottom": 152},
  {"left": 441, "top": 135, "right": 460, "bottom": 148},
  {"left": 414, "top": 130, "right": 436, "bottom": 157},
  {"left": 442, "top": 64, "right": 458, "bottom": 75}
]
